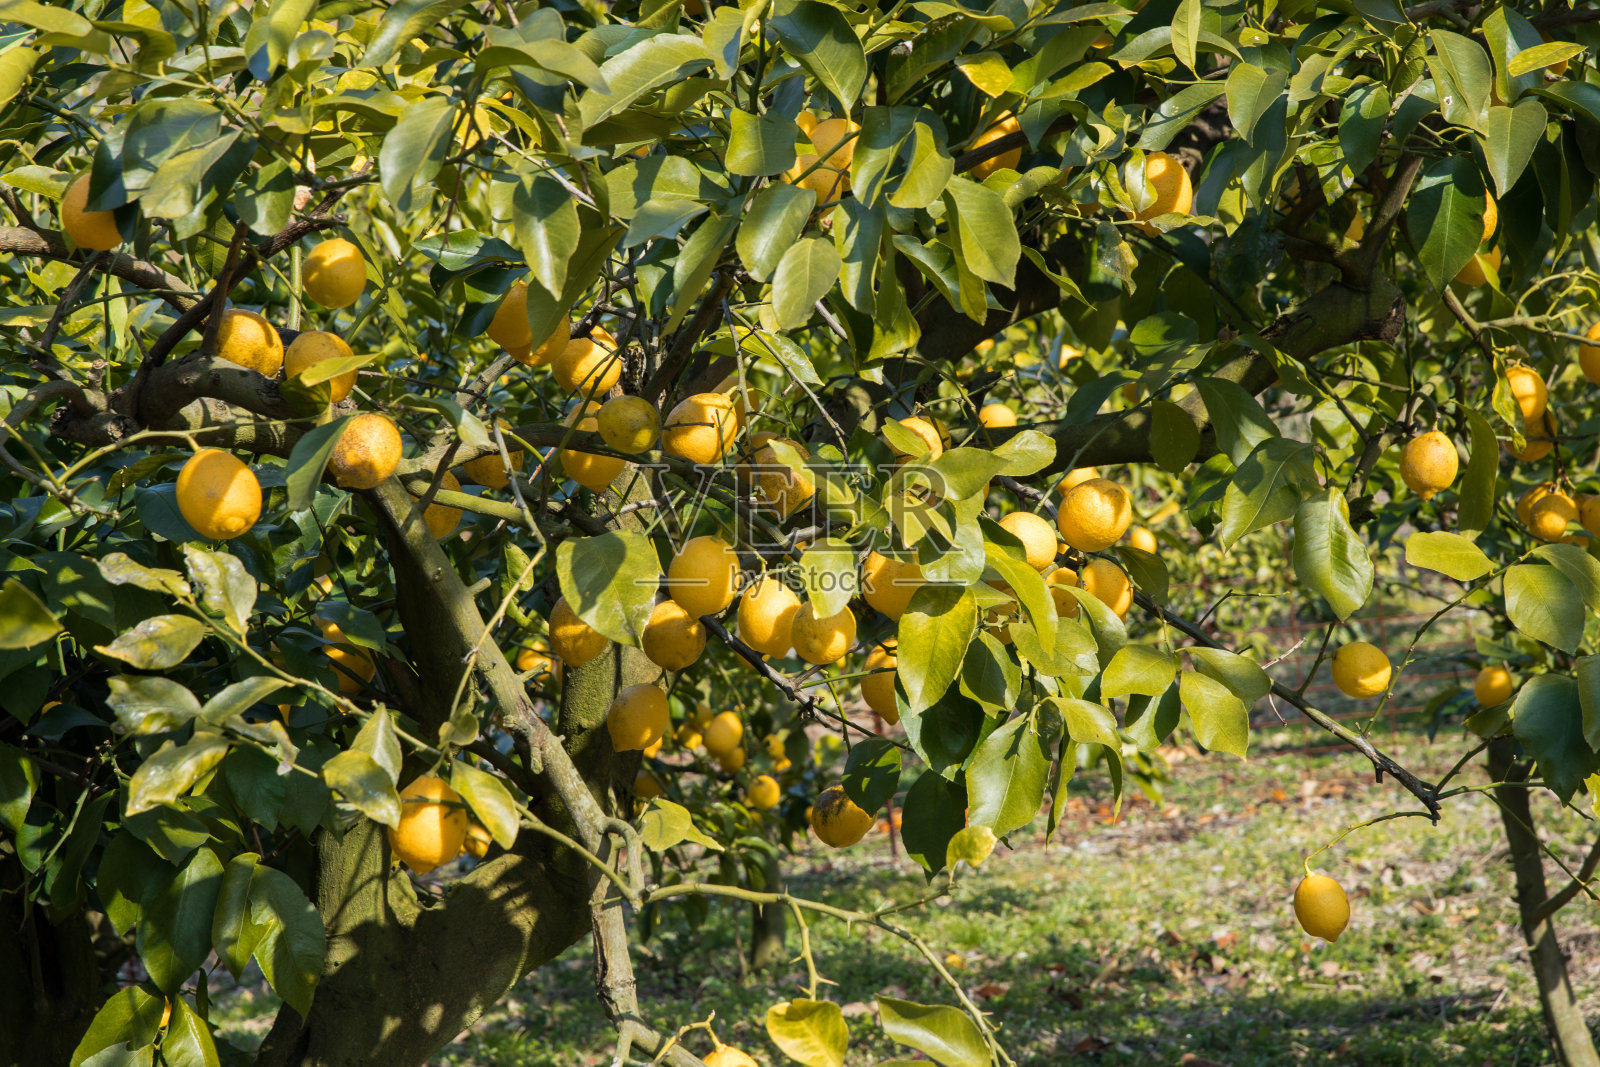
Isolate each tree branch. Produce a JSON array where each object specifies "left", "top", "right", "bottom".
[{"left": 0, "top": 226, "right": 198, "bottom": 312}]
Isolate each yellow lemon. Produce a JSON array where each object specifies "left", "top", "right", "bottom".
[
  {"left": 463, "top": 418, "right": 524, "bottom": 490},
  {"left": 487, "top": 280, "right": 534, "bottom": 351},
  {"left": 1079, "top": 558, "right": 1132, "bottom": 619},
  {"left": 889, "top": 416, "right": 944, "bottom": 461},
  {"left": 1506, "top": 364, "right": 1547, "bottom": 423},
  {"left": 745, "top": 774, "right": 781, "bottom": 810},
  {"left": 420, "top": 470, "right": 462, "bottom": 539},
  {"left": 285, "top": 330, "right": 356, "bottom": 402},
  {"left": 560, "top": 407, "right": 624, "bottom": 492},
  {"left": 329, "top": 412, "right": 402, "bottom": 490},
  {"left": 176, "top": 449, "right": 262, "bottom": 540},
  {"left": 998, "top": 511, "right": 1059, "bottom": 571},
  {"left": 1331, "top": 642, "right": 1390, "bottom": 699},
  {"left": 738, "top": 576, "right": 801, "bottom": 656},
  {"left": 861, "top": 641, "right": 899, "bottom": 724},
  {"left": 703, "top": 711, "right": 744, "bottom": 756},
  {"left": 216, "top": 309, "right": 284, "bottom": 377},
  {"left": 1509, "top": 414, "right": 1554, "bottom": 462},
  {"left": 515, "top": 644, "right": 556, "bottom": 682},
  {"left": 387, "top": 775, "right": 468, "bottom": 875},
  {"left": 634, "top": 771, "right": 664, "bottom": 800},
  {"left": 667, "top": 535, "right": 740, "bottom": 618},
  {"left": 1134, "top": 151, "right": 1193, "bottom": 232},
  {"left": 464, "top": 822, "right": 492, "bottom": 860},
  {"left": 511, "top": 317, "right": 572, "bottom": 367},
  {"left": 550, "top": 596, "right": 608, "bottom": 668},
  {"left": 1054, "top": 467, "right": 1098, "bottom": 497},
  {"left": 1399, "top": 431, "right": 1458, "bottom": 500},
  {"left": 60, "top": 173, "right": 121, "bottom": 250},
  {"left": 1057, "top": 478, "right": 1132, "bottom": 552},
  {"left": 750, "top": 434, "right": 814, "bottom": 517},
  {"left": 662, "top": 393, "right": 739, "bottom": 464},
  {"left": 597, "top": 395, "right": 660, "bottom": 453},
  {"left": 606, "top": 683, "right": 670, "bottom": 751},
  {"left": 1454, "top": 245, "right": 1501, "bottom": 287},
  {"left": 861, "top": 551, "right": 924, "bottom": 619},
  {"left": 1579, "top": 323, "right": 1600, "bottom": 386},
  {"left": 782, "top": 152, "right": 847, "bottom": 207},
  {"left": 553, "top": 327, "right": 621, "bottom": 397},
  {"left": 979, "top": 403, "right": 1016, "bottom": 428},
  {"left": 810, "top": 784, "right": 874, "bottom": 848},
  {"left": 641, "top": 600, "right": 706, "bottom": 671},
  {"left": 1529, "top": 493, "right": 1578, "bottom": 542},
  {"left": 790, "top": 601, "right": 857, "bottom": 664},
  {"left": 1293, "top": 872, "right": 1350, "bottom": 942},
  {"left": 1474, "top": 664, "right": 1514, "bottom": 707},
  {"left": 704, "top": 1046, "right": 759, "bottom": 1067},
  {"left": 1126, "top": 526, "right": 1158, "bottom": 554},
  {"left": 303, "top": 238, "right": 367, "bottom": 308},
  {"left": 1046, "top": 565, "right": 1080, "bottom": 617},
  {"left": 969, "top": 113, "right": 1022, "bottom": 181}
]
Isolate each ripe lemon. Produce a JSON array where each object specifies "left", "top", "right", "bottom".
[
  {"left": 597, "top": 395, "right": 660, "bottom": 453},
  {"left": 464, "top": 822, "right": 492, "bottom": 860},
  {"left": 979, "top": 403, "right": 1016, "bottom": 428},
  {"left": 1454, "top": 245, "right": 1500, "bottom": 287},
  {"left": 1529, "top": 494, "right": 1577, "bottom": 542},
  {"left": 983, "top": 600, "right": 1018, "bottom": 644},
  {"left": 1079, "top": 558, "right": 1132, "bottom": 618},
  {"left": 1509, "top": 413, "right": 1554, "bottom": 462},
  {"left": 970, "top": 113, "right": 1022, "bottom": 181},
  {"left": 553, "top": 327, "right": 621, "bottom": 397},
  {"left": 561, "top": 405, "right": 624, "bottom": 492},
  {"left": 998, "top": 511, "right": 1059, "bottom": 571},
  {"left": 738, "top": 576, "right": 801, "bottom": 656},
  {"left": 420, "top": 470, "right": 462, "bottom": 539},
  {"left": 797, "top": 109, "right": 821, "bottom": 138},
  {"left": 808, "top": 116, "right": 861, "bottom": 169},
  {"left": 1046, "top": 565, "right": 1080, "bottom": 617},
  {"left": 1516, "top": 482, "right": 1564, "bottom": 526},
  {"left": 215, "top": 309, "right": 284, "bottom": 377},
  {"left": 1126, "top": 525, "right": 1158, "bottom": 554},
  {"left": 463, "top": 418, "right": 524, "bottom": 490},
  {"left": 285, "top": 330, "right": 356, "bottom": 402},
  {"left": 515, "top": 644, "right": 556, "bottom": 682},
  {"left": 703, "top": 711, "right": 744, "bottom": 756},
  {"left": 1134, "top": 151, "right": 1193, "bottom": 231},
  {"left": 861, "top": 641, "right": 899, "bottom": 724},
  {"left": 667, "top": 535, "right": 740, "bottom": 618},
  {"left": 782, "top": 152, "right": 846, "bottom": 207},
  {"left": 1481, "top": 193, "right": 1498, "bottom": 243},
  {"left": 745, "top": 774, "right": 781, "bottom": 810},
  {"left": 889, "top": 416, "right": 944, "bottom": 461},
  {"left": 1506, "top": 364, "right": 1547, "bottom": 423},
  {"left": 303, "top": 238, "right": 368, "bottom": 308},
  {"left": 1579, "top": 323, "right": 1600, "bottom": 386},
  {"left": 607, "top": 683, "right": 670, "bottom": 751},
  {"left": 641, "top": 600, "right": 706, "bottom": 671},
  {"left": 1331, "top": 641, "right": 1390, "bottom": 699},
  {"left": 634, "top": 771, "right": 664, "bottom": 800},
  {"left": 676, "top": 723, "right": 703, "bottom": 749},
  {"left": 692, "top": 701, "right": 714, "bottom": 729},
  {"left": 704, "top": 1045, "right": 759, "bottom": 1067},
  {"left": 511, "top": 317, "right": 572, "bottom": 367},
  {"left": 791, "top": 601, "right": 857, "bottom": 664},
  {"left": 1581, "top": 495, "right": 1600, "bottom": 537},
  {"left": 1399, "top": 431, "right": 1458, "bottom": 500},
  {"left": 550, "top": 596, "right": 608, "bottom": 668},
  {"left": 176, "top": 449, "right": 262, "bottom": 540},
  {"left": 862, "top": 551, "right": 924, "bottom": 619},
  {"left": 810, "top": 784, "right": 874, "bottom": 848},
  {"left": 662, "top": 393, "right": 739, "bottom": 464},
  {"left": 1474, "top": 664, "right": 1514, "bottom": 706},
  {"left": 329, "top": 412, "right": 402, "bottom": 490},
  {"left": 643, "top": 736, "right": 663, "bottom": 759},
  {"left": 1058, "top": 478, "right": 1132, "bottom": 552},
  {"left": 1054, "top": 467, "right": 1098, "bottom": 497},
  {"left": 764, "top": 734, "right": 785, "bottom": 759},
  {"left": 751, "top": 434, "right": 814, "bottom": 517},
  {"left": 61, "top": 173, "right": 121, "bottom": 250},
  {"left": 1293, "top": 872, "right": 1350, "bottom": 942},
  {"left": 387, "top": 775, "right": 468, "bottom": 875},
  {"left": 317, "top": 618, "right": 376, "bottom": 696},
  {"left": 486, "top": 280, "right": 534, "bottom": 350}
]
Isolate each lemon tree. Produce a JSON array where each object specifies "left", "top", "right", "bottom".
[{"left": 4, "top": 1, "right": 1600, "bottom": 1065}]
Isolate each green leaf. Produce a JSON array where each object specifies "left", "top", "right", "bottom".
[
  {"left": 1148, "top": 400, "right": 1201, "bottom": 473},
  {"left": 1577, "top": 656, "right": 1600, "bottom": 752},
  {"left": 200, "top": 677, "right": 287, "bottom": 725},
  {"left": 243, "top": 0, "right": 316, "bottom": 80},
  {"left": 126, "top": 734, "right": 230, "bottom": 816},
  {"left": 1291, "top": 489, "right": 1373, "bottom": 620},
  {"left": 799, "top": 537, "right": 858, "bottom": 618},
  {"left": 1116, "top": 544, "right": 1168, "bottom": 605},
  {"left": 361, "top": 0, "right": 471, "bottom": 66},
  {"left": 1509, "top": 41, "right": 1585, "bottom": 78},
  {"left": 1405, "top": 156, "right": 1486, "bottom": 291},
  {"left": 897, "top": 584, "right": 977, "bottom": 713},
  {"left": 321, "top": 750, "right": 402, "bottom": 828},
  {"left": 737, "top": 182, "right": 814, "bottom": 282},
  {"left": 877, "top": 996, "right": 988, "bottom": 1067},
  {"left": 1101, "top": 645, "right": 1176, "bottom": 699},
  {"left": 69, "top": 984, "right": 166, "bottom": 1067},
  {"left": 452, "top": 760, "right": 519, "bottom": 848},
  {"left": 1505, "top": 564, "right": 1585, "bottom": 654},
  {"left": 1218, "top": 439, "right": 1314, "bottom": 549},
  {"left": 138, "top": 847, "right": 224, "bottom": 993},
  {"left": 985, "top": 539, "right": 1055, "bottom": 648},
  {"left": 964, "top": 715, "right": 1050, "bottom": 838},
  {"left": 899, "top": 770, "right": 967, "bottom": 874},
  {"left": 1178, "top": 670, "right": 1249, "bottom": 758},
  {"left": 943, "top": 177, "right": 1020, "bottom": 288},
  {"left": 769, "top": 1, "right": 867, "bottom": 111},
  {"left": 637, "top": 799, "right": 723, "bottom": 852},
  {"left": 393, "top": 394, "right": 490, "bottom": 449},
  {"left": 98, "top": 552, "right": 190, "bottom": 598},
  {"left": 1405, "top": 531, "right": 1494, "bottom": 582},
  {"left": 556, "top": 530, "right": 660, "bottom": 644},
  {"left": 1482, "top": 100, "right": 1544, "bottom": 196},
  {"left": 1512, "top": 674, "right": 1600, "bottom": 803},
  {"left": 183, "top": 545, "right": 256, "bottom": 635},
  {"left": 766, "top": 998, "right": 848, "bottom": 1067},
  {"left": 577, "top": 34, "right": 711, "bottom": 126},
  {"left": 771, "top": 237, "right": 842, "bottom": 330},
  {"left": 107, "top": 675, "right": 202, "bottom": 734},
  {"left": 1459, "top": 410, "right": 1499, "bottom": 535},
  {"left": 842, "top": 737, "right": 901, "bottom": 814},
  {"left": 959, "top": 630, "right": 1020, "bottom": 711},
  {"left": 1224, "top": 62, "right": 1287, "bottom": 145},
  {"left": 727, "top": 108, "right": 799, "bottom": 177},
  {"left": 0, "top": 742, "right": 38, "bottom": 837},
  {"left": 212, "top": 853, "right": 266, "bottom": 981},
  {"left": 512, "top": 175, "right": 581, "bottom": 300},
  {"left": 351, "top": 708, "right": 403, "bottom": 786},
  {"left": 97, "top": 833, "right": 172, "bottom": 938},
  {"left": 249, "top": 864, "right": 326, "bottom": 1018},
  {"left": 285, "top": 416, "right": 352, "bottom": 511},
  {"left": 1171, "top": 0, "right": 1200, "bottom": 72},
  {"left": 992, "top": 430, "right": 1055, "bottom": 477},
  {"left": 932, "top": 448, "right": 1008, "bottom": 501},
  {"left": 903, "top": 688, "right": 988, "bottom": 779},
  {"left": 1532, "top": 543, "right": 1600, "bottom": 612},
  {"left": 378, "top": 96, "right": 455, "bottom": 213},
  {"left": 1194, "top": 378, "right": 1278, "bottom": 464},
  {"left": 161, "top": 995, "right": 221, "bottom": 1067},
  {"left": 747, "top": 330, "right": 824, "bottom": 386},
  {"left": 95, "top": 614, "right": 206, "bottom": 670},
  {"left": 0, "top": 578, "right": 62, "bottom": 649},
  {"left": 1187, "top": 647, "right": 1272, "bottom": 705}
]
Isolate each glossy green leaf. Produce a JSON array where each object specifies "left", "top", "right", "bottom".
[
  {"left": 771, "top": 237, "right": 842, "bottom": 330},
  {"left": 799, "top": 537, "right": 858, "bottom": 618},
  {"left": 0, "top": 743, "right": 39, "bottom": 836},
  {"left": 249, "top": 864, "right": 326, "bottom": 1017},
  {"left": 285, "top": 416, "right": 353, "bottom": 512},
  {"left": 512, "top": 175, "right": 581, "bottom": 300},
  {"left": 897, "top": 584, "right": 977, "bottom": 713},
  {"left": 1512, "top": 674, "right": 1600, "bottom": 803},
  {"left": 1532, "top": 543, "right": 1600, "bottom": 612},
  {"left": 737, "top": 182, "right": 814, "bottom": 282},
  {"left": 0, "top": 578, "right": 62, "bottom": 649},
  {"left": 555, "top": 530, "right": 659, "bottom": 644},
  {"left": 768, "top": 2, "right": 867, "bottom": 111},
  {"left": 126, "top": 734, "right": 230, "bottom": 816},
  {"left": 199, "top": 677, "right": 286, "bottom": 725},
  {"left": 1405, "top": 156, "right": 1487, "bottom": 291},
  {"left": 842, "top": 737, "right": 901, "bottom": 814},
  {"left": 577, "top": 34, "right": 711, "bottom": 126},
  {"left": 1148, "top": 400, "right": 1201, "bottom": 473},
  {"left": 1178, "top": 669, "right": 1249, "bottom": 758},
  {"left": 1218, "top": 438, "right": 1314, "bottom": 549},
  {"left": 1458, "top": 409, "right": 1499, "bottom": 535},
  {"left": 877, "top": 996, "right": 988, "bottom": 1067},
  {"left": 964, "top": 715, "right": 1050, "bottom": 838},
  {"left": 1406, "top": 531, "right": 1494, "bottom": 582},
  {"left": 379, "top": 96, "right": 455, "bottom": 213},
  {"left": 68, "top": 984, "right": 166, "bottom": 1067},
  {"left": 212, "top": 853, "right": 265, "bottom": 981},
  {"left": 943, "top": 176, "right": 1019, "bottom": 288},
  {"left": 137, "top": 847, "right": 225, "bottom": 993},
  {"left": 452, "top": 760, "right": 520, "bottom": 848},
  {"left": 351, "top": 708, "right": 403, "bottom": 786},
  {"left": 107, "top": 675, "right": 202, "bottom": 734},
  {"left": 1291, "top": 489, "right": 1373, "bottom": 620},
  {"left": 899, "top": 770, "right": 967, "bottom": 874},
  {"left": 322, "top": 750, "right": 402, "bottom": 828},
  {"left": 160, "top": 996, "right": 221, "bottom": 1067},
  {"left": 766, "top": 998, "right": 848, "bottom": 1067},
  {"left": 1101, "top": 644, "right": 1176, "bottom": 699},
  {"left": 637, "top": 799, "right": 723, "bottom": 852},
  {"left": 1505, "top": 564, "right": 1585, "bottom": 654},
  {"left": 1482, "top": 100, "right": 1544, "bottom": 196},
  {"left": 727, "top": 108, "right": 798, "bottom": 177}
]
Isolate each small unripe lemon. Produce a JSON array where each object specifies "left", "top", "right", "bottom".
[
  {"left": 1399, "top": 431, "right": 1459, "bottom": 500},
  {"left": 662, "top": 393, "right": 739, "bottom": 464},
  {"left": 284, "top": 330, "right": 356, "bottom": 402},
  {"left": 553, "top": 328, "right": 621, "bottom": 397},
  {"left": 810, "top": 784, "right": 874, "bottom": 848},
  {"left": 1293, "top": 872, "right": 1350, "bottom": 942},
  {"left": 641, "top": 600, "right": 706, "bottom": 671},
  {"left": 176, "top": 449, "right": 262, "bottom": 540},
  {"left": 215, "top": 309, "right": 284, "bottom": 378},
  {"left": 790, "top": 601, "right": 857, "bottom": 665},
  {"left": 1079, "top": 558, "right": 1132, "bottom": 619},
  {"left": 303, "top": 238, "right": 368, "bottom": 308},
  {"left": 998, "top": 511, "right": 1059, "bottom": 571},
  {"left": 667, "top": 535, "right": 740, "bottom": 618},
  {"left": 486, "top": 280, "right": 534, "bottom": 350},
  {"left": 596, "top": 395, "right": 660, "bottom": 453},
  {"left": 861, "top": 641, "right": 899, "bottom": 724},
  {"left": 745, "top": 774, "right": 781, "bottom": 810},
  {"left": 329, "top": 412, "right": 402, "bottom": 490},
  {"left": 1331, "top": 642, "right": 1390, "bottom": 699},
  {"left": 979, "top": 403, "right": 1016, "bottom": 428},
  {"left": 703, "top": 711, "right": 744, "bottom": 756},
  {"left": 1529, "top": 493, "right": 1577, "bottom": 542},
  {"left": 550, "top": 596, "right": 608, "bottom": 668},
  {"left": 606, "top": 683, "right": 670, "bottom": 751},
  {"left": 738, "top": 576, "right": 801, "bottom": 656},
  {"left": 60, "top": 173, "right": 122, "bottom": 250},
  {"left": 387, "top": 775, "right": 468, "bottom": 876},
  {"left": 1506, "top": 364, "right": 1548, "bottom": 423},
  {"left": 861, "top": 551, "right": 924, "bottom": 619},
  {"left": 1474, "top": 664, "right": 1514, "bottom": 707},
  {"left": 1058, "top": 478, "right": 1132, "bottom": 552},
  {"left": 969, "top": 113, "right": 1022, "bottom": 181}
]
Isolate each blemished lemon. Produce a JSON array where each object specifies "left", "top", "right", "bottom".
[
  {"left": 1529, "top": 493, "right": 1578, "bottom": 542},
  {"left": 553, "top": 327, "right": 621, "bottom": 397},
  {"left": 420, "top": 470, "right": 462, "bottom": 539},
  {"left": 1331, "top": 642, "right": 1390, "bottom": 699},
  {"left": 1293, "top": 872, "right": 1350, "bottom": 942},
  {"left": 889, "top": 416, "right": 944, "bottom": 461},
  {"left": 745, "top": 774, "right": 781, "bottom": 810},
  {"left": 1579, "top": 323, "right": 1600, "bottom": 386},
  {"left": 560, "top": 406, "right": 624, "bottom": 492},
  {"left": 463, "top": 418, "right": 524, "bottom": 490},
  {"left": 1126, "top": 526, "right": 1158, "bottom": 554},
  {"left": 329, "top": 412, "right": 402, "bottom": 490},
  {"left": 738, "top": 576, "right": 801, "bottom": 656},
  {"left": 1134, "top": 151, "right": 1192, "bottom": 232},
  {"left": 703, "top": 711, "right": 744, "bottom": 756},
  {"left": 667, "top": 535, "right": 740, "bottom": 618},
  {"left": 285, "top": 330, "right": 356, "bottom": 402},
  {"left": 1454, "top": 245, "right": 1500, "bottom": 287},
  {"left": 810, "top": 784, "right": 874, "bottom": 848},
  {"left": 861, "top": 551, "right": 924, "bottom": 619},
  {"left": 861, "top": 641, "right": 899, "bottom": 724},
  {"left": 790, "top": 601, "right": 857, "bottom": 665},
  {"left": 1046, "top": 566, "right": 1080, "bottom": 617},
  {"left": 606, "top": 683, "right": 670, "bottom": 751},
  {"left": 1506, "top": 364, "right": 1547, "bottom": 423},
  {"left": 387, "top": 775, "right": 468, "bottom": 875},
  {"left": 60, "top": 173, "right": 121, "bottom": 250},
  {"left": 550, "top": 596, "right": 608, "bottom": 667},
  {"left": 634, "top": 771, "right": 664, "bottom": 800},
  {"left": 176, "top": 449, "right": 262, "bottom": 540},
  {"left": 511, "top": 317, "right": 571, "bottom": 367},
  {"left": 751, "top": 434, "right": 814, "bottom": 517},
  {"left": 782, "top": 152, "right": 847, "bottom": 207},
  {"left": 1474, "top": 665, "right": 1514, "bottom": 706},
  {"left": 662, "top": 393, "right": 739, "bottom": 464},
  {"left": 486, "top": 280, "right": 534, "bottom": 351},
  {"left": 1054, "top": 467, "right": 1098, "bottom": 497},
  {"left": 1057, "top": 478, "right": 1132, "bottom": 552},
  {"left": 641, "top": 600, "right": 706, "bottom": 671},
  {"left": 1079, "top": 558, "right": 1132, "bottom": 618},
  {"left": 1399, "top": 431, "right": 1458, "bottom": 500},
  {"left": 979, "top": 403, "right": 1017, "bottom": 428},
  {"left": 597, "top": 395, "right": 660, "bottom": 453},
  {"left": 1509, "top": 414, "right": 1554, "bottom": 462},
  {"left": 998, "top": 511, "right": 1059, "bottom": 571},
  {"left": 303, "top": 238, "right": 367, "bottom": 308},
  {"left": 216, "top": 309, "right": 284, "bottom": 377},
  {"left": 969, "top": 113, "right": 1022, "bottom": 181}
]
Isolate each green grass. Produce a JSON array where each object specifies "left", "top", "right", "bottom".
[{"left": 215, "top": 737, "right": 1600, "bottom": 1065}]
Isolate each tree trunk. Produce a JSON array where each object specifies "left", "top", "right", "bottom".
[
  {"left": 1488, "top": 738, "right": 1600, "bottom": 1067},
  {"left": 0, "top": 870, "right": 107, "bottom": 1067},
  {"left": 749, "top": 849, "right": 787, "bottom": 971}
]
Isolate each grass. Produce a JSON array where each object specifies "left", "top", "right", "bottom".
[{"left": 213, "top": 733, "right": 1600, "bottom": 1065}]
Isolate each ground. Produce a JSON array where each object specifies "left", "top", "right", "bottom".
[{"left": 211, "top": 730, "right": 1600, "bottom": 1066}]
